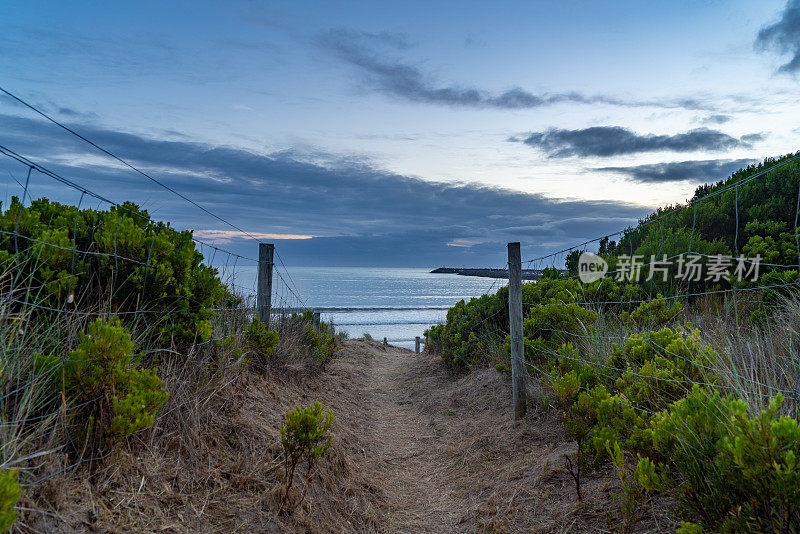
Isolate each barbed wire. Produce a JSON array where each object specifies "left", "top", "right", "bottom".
[
  {"left": 522, "top": 153, "right": 800, "bottom": 266},
  {"left": 0, "top": 86, "right": 266, "bottom": 245},
  {"left": 0, "top": 144, "right": 259, "bottom": 263},
  {"left": 2, "top": 86, "right": 311, "bottom": 309}
]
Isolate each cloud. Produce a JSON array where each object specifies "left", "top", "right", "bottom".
[
  {"left": 0, "top": 94, "right": 97, "bottom": 120},
  {"left": 464, "top": 33, "right": 488, "bottom": 48},
  {"left": 740, "top": 132, "right": 767, "bottom": 143},
  {"left": 756, "top": 0, "right": 800, "bottom": 73},
  {"left": 0, "top": 113, "right": 650, "bottom": 266},
  {"left": 513, "top": 126, "right": 758, "bottom": 158},
  {"left": 594, "top": 158, "right": 758, "bottom": 183},
  {"left": 320, "top": 28, "right": 713, "bottom": 111},
  {"left": 700, "top": 114, "right": 733, "bottom": 125},
  {"left": 193, "top": 230, "right": 315, "bottom": 242}
]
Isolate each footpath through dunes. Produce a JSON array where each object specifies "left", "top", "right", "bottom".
[
  {"left": 31, "top": 338, "right": 674, "bottom": 532},
  {"left": 338, "top": 340, "right": 676, "bottom": 533}
]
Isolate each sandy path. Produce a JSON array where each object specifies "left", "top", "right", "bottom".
[{"left": 352, "top": 342, "right": 471, "bottom": 533}]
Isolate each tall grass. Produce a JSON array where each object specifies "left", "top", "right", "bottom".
[{"left": 0, "top": 258, "right": 324, "bottom": 503}]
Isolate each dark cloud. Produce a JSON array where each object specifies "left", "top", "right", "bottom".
[
  {"left": 514, "top": 126, "right": 757, "bottom": 158},
  {"left": 320, "top": 28, "right": 712, "bottom": 111},
  {"left": 56, "top": 106, "right": 97, "bottom": 119},
  {"left": 701, "top": 114, "right": 733, "bottom": 125},
  {"left": 594, "top": 158, "right": 758, "bottom": 183},
  {"left": 756, "top": 0, "right": 800, "bottom": 74},
  {"left": 0, "top": 113, "right": 649, "bottom": 266},
  {"left": 0, "top": 94, "right": 97, "bottom": 120},
  {"left": 464, "top": 33, "right": 488, "bottom": 48},
  {"left": 740, "top": 132, "right": 767, "bottom": 143}
]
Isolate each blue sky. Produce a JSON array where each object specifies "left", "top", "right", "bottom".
[{"left": 1, "top": 0, "right": 799, "bottom": 266}]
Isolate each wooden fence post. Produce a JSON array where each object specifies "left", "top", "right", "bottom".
[
  {"left": 313, "top": 311, "right": 321, "bottom": 333},
  {"left": 415, "top": 336, "right": 421, "bottom": 354},
  {"left": 257, "top": 243, "right": 274, "bottom": 326},
  {"left": 508, "top": 242, "right": 527, "bottom": 420}
]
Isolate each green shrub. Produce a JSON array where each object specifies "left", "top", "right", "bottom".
[
  {"left": 245, "top": 318, "right": 280, "bottom": 366},
  {"left": 62, "top": 318, "right": 168, "bottom": 443},
  {"left": 550, "top": 327, "right": 718, "bottom": 499},
  {"left": 621, "top": 298, "right": 684, "bottom": 328},
  {"left": 609, "top": 327, "right": 716, "bottom": 413},
  {"left": 551, "top": 369, "right": 580, "bottom": 409},
  {"left": 523, "top": 302, "right": 598, "bottom": 361},
  {"left": 431, "top": 290, "right": 508, "bottom": 370},
  {"left": 303, "top": 322, "right": 336, "bottom": 362},
  {"left": 280, "top": 401, "right": 334, "bottom": 509},
  {"left": 111, "top": 367, "right": 169, "bottom": 438},
  {"left": 0, "top": 469, "right": 20, "bottom": 532},
  {"left": 0, "top": 198, "right": 232, "bottom": 341},
  {"left": 607, "top": 441, "right": 647, "bottom": 533},
  {"left": 648, "top": 387, "right": 800, "bottom": 531}
]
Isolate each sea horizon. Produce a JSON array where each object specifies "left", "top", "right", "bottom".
[{"left": 217, "top": 265, "right": 507, "bottom": 349}]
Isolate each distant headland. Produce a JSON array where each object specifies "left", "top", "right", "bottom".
[{"left": 430, "top": 267, "right": 559, "bottom": 280}]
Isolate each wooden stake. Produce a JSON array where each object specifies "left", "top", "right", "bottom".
[
  {"left": 257, "top": 243, "right": 274, "bottom": 326},
  {"left": 508, "top": 242, "right": 526, "bottom": 420}
]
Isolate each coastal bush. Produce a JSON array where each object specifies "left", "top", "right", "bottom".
[
  {"left": 0, "top": 197, "right": 231, "bottom": 341},
  {"left": 547, "top": 327, "right": 719, "bottom": 508},
  {"left": 522, "top": 302, "right": 598, "bottom": 361},
  {"left": 60, "top": 318, "right": 168, "bottom": 443},
  {"left": 646, "top": 387, "right": 800, "bottom": 531},
  {"left": 281, "top": 401, "right": 334, "bottom": 509},
  {"left": 610, "top": 327, "right": 717, "bottom": 412},
  {"left": 432, "top": 289, "right": 508, "bottom": 370},
  {"left": 245, "top": 318, "right": 280, "bottom": 366},
  {"left": 620, "top": 298, "right": 683, "bottom": 328},
  {"left": 307, "top": 324, "right": 335, "bottom": 361},
  {"left": 0, "top": 469, "right": 20, "bottom": 532}
]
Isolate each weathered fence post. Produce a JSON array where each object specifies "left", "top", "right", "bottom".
[
  {"left": 313, "top": 311, "right": 321, "bottom": 333},
  {"left": 257, "top": 243, "right": 274, "bottom": 326},
  {"left": 415, "top": 336, "right": 421, "bottom": 354},
  {"left": 508, "top": 242, "right": 527, "bottom": 420}
]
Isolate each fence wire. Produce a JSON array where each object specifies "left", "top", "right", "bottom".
[
  {"left": 497, "top": 153, "right": 800, "bottom": 422},
  {"left": 0, "top": 88, "right": 315, "bottom": 486}
]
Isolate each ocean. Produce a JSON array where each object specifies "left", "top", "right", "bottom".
[{"left": 224, "top": 266, "right": 505, "bottom": 350}]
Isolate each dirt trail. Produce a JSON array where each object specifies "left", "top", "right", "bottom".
[
  {"left": 354, "top": 342, "right": 472, "bottom": 532},
  {"left": 330, "top": 340, "right": 675, "bottom": 533},
  {"left": 27, "top": 337, "right": 673, "bottom": 532}
]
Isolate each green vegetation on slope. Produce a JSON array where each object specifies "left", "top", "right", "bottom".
[
  {"left": 428, "top": 153, "right": 800, "bottom": 531},
  {"left": 0, "top": 197, "right": 232, "bottom": 342},
  {"left": 0, "top": 198, "right": 341, "bottom": 531}
]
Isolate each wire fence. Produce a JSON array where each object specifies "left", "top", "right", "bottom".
[
  {"left": 4, "top": 83, "right": 800, "bottom": 501},
  {"left": 490, "top": 153, "right": 800, "bottom": 420},
  {"left": 0, "top": 88, "right": 309, "bottom": 324},
  {"left": 0, "top": 86, "right": 319, "bottom": 485}
]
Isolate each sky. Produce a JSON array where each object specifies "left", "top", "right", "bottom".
[{"left": 1, "top": 0, "right": 799, "bottom": 267}]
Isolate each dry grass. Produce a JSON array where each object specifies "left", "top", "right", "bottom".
[
  {"left": 15, "top": 325, "right": 685, "bottom": 533},
  {"left": 396, "top": 349, "right": 678, "bottom": 533},
  {"left": 19, "top": 336, "right": 386, "bottom": 533}
]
